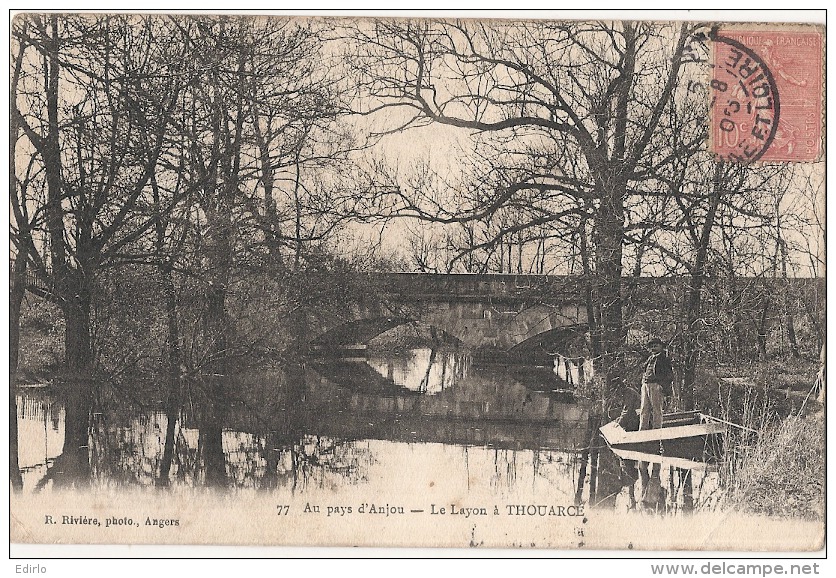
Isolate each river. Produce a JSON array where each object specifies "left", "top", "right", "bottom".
[{"left": 14, "top": 347, "right": 721, "bottom": 516}]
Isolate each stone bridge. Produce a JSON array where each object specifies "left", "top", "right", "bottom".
[
  {"left": 304, "top": 272, "right": 825, "bottom": 360},
  {"left": 12, "top": 260, "right": 822, "bottom": 361},
  {"left": 307, "top": 273, "right": 590, "bottom": 360}
]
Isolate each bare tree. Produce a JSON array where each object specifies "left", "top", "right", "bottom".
[
  {"left": 11, "top": 14, "right": 187, "bottom": 489},
  {"left": 344, "top": 19, "right": 701, "bottom": 404},
  {"left": 626, "top": 77, "right": 810, "bottom": 407},
  {"left": 11, "top": 14, "right": 185, "bottom": 376}
]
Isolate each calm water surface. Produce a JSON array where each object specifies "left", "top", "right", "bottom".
[{"left": 15, "top": 347, "right": 721, "bottom": 515}]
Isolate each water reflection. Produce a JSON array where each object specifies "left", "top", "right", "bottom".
[
  {"left": 14, "top": 347, "right": 721, "bottom": 516},
  {"left": 581, "top": 432, "right": 719, "bottom": 516},
  {"left": 553, "top": 354, "right": 593, "bottom": 388},
  {"left": 366, "top": 348, "right": 467, "bottom": 394}
]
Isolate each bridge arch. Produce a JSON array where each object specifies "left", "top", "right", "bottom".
[
  {"left": 308, "top": 299, "right": 588, "bottom": 361},
  {"left": 309, "top": 316, "right": 465, "bottom": 349},
  {"left": 506, "top": 324, "right": 589, "bottom": 357}
]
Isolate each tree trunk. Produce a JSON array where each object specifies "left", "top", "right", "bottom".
[
  {"left": 591, "top": 23, "right": 636, "bottom": 412},
  {"left": 681, "top": 280, "right": 701, "bottom": 411},
  {"left": 200, "top": 376, "right": 227, "bottom": 488},
  {"left": 517, "top": 235, "right": 523, "bottom": 274},
  {"left": 57, "top": 270, "right": 96, "bottom": 489},
  {"left": 157, "top": 266, "right": 181, "bottom": 486},
  {"left": 802, "top": 296, "right": 823, "bottom": 356},
  {"left": 681, "top": 163, "right": 724, "bottom": 411},
  {"left": 578, "top": 214, "right": 601, "bottom": 360},
  {"left": 52, "top": 381, "right": 93, "bottom": 488},
  {"left": 199, "top": 208, "right": 232, "bottom": 488},
  {"left": 786, "top": 312, "right": 800, "bottom": 359},
  {"left": 203, "top": 196, "right": 233, "bottom": 375},
  {"left": 594, "top": 184, "right": 625, "bottom": 411},
  {"left": 756, "top": 333, "right": 768, "bottom": 359},
  {"left": 756, "top": 311, "right": 769, "bottom": 360},
  {"left": 63, "top": 272, "right": 94, "bottom": 378},
  {"left": 252, "top": 109, "right": 282, "bottom": 262},
  {"left": 729, "top": 282, "right": 744, "bottom": 358},
  {"left": 53, "top": 274, "right": 96, "bottom": 489},
  {"left": 149, "top": 168, "right": 183, "bottom": 487},
  {"left": 9, "top": 257, "right": 27, "bottom": 491},
  {"left": 206, "top": 282, "right": 229, "bottom": 371},
  {"left": 10, "top": 259, "right": 26, "bottom": 375},
  {"left": 40, "top": 14, "right": 87, "bottom": 378},
  {"left": 779, "top": 240, "right": 801, "bottom": 358},
  {"left": 9, "top": 390, "right": 23, "bottom": 491}
]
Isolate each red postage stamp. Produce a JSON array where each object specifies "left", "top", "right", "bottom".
[{"left": 711, "top": 27, "right": 823, "bottom": 162}]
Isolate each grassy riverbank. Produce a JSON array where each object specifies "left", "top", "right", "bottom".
[
  {"left": 688, "top": 359, "right": 824, "bottom": 521},
  {"left": 723, "top": 413, "right": 824, "bottom": 520}
]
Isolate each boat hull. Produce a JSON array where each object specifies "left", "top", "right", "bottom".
[{"left": 599, "top": 411, "right": 725, "bottom": 459}]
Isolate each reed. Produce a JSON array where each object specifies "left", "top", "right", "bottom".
[{"left": 722, "top": 411, "right": 824, "bottom": 520}]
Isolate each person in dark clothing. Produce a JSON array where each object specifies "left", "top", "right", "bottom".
[
  {"left": 639, "top": 337, "right": 674, "bottom": 430},
  {"left": 639, "top": 461, "right": 667, "bottom": 514},
  {"left": 616, "top": 386, "right": 641, "bottom": 432}
]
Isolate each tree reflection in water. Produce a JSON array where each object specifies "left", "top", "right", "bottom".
[
  {"left": 14, "top": 348, "right": 718, "bottom": 520},
  {"left": 579, "top": 432, "right": 714, "bottom": 516},
  {"left": 33, "top": 381, "right": 93, "bottom": 491}
]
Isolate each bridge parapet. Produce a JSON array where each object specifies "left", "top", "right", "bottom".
[
  {"left": 344, "top": 272, "right": 590, "bottom": 304},
  {"left": 338, "top": 272, "right": 824, "bottom": 306},
  {"left": 305, "top": 272, "right": 824, "bottom": 359},
  {"left": 9, "top": 258, "right": 53, "bottom": 298}
]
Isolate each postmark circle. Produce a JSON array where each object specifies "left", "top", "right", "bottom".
[{"left": 709, "top": 33, "right": 781, "bottom": 163}]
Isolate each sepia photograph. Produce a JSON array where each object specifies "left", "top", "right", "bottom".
[{"left": 8, "top": 9, "right": 825, "bottom": 554}]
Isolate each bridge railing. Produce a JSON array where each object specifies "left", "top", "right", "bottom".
[
  {"left": 355, "top": 272, "right": 592, "bottom": 303},
  {"left": 339, "top": 272, "right": 824, "bottom": 303},
  {"left": 9, "top": 258, "right": 53, "bottom": 295}
]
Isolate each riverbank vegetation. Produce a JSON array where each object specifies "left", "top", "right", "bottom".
[{"left": 724, "top": 413, "right": 824, "bottom": 520}]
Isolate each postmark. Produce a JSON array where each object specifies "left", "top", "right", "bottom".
[
  {"left": 709, "top": 34, "right": 780, "bottom": 163},
  {"left": 709, "top": 27, "right": 823, "bottom": 162}
]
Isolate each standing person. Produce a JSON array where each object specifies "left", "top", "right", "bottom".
[{"left": 640, "top": 338, "right": 674, "bottom": 430}]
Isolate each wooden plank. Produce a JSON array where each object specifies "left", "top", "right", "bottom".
[
  {"left": 609, "top": 447, "right": 717, "bottom": 471},
  {"left": 600, "top": 420, "right": 724, "bottom": 446}
]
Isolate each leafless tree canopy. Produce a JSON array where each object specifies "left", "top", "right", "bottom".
[{"left": 10, "top": 14, "right": 824, "bottom": 412}]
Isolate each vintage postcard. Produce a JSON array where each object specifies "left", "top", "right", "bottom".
[{"left": 9, "top": 11, "right": 825, "bottom": 552}]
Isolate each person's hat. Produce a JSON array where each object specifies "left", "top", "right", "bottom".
[{"left": 646, "top": 337, "right": 665, "bottom": 347}]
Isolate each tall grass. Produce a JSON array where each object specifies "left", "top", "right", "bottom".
[
  {"left": 695, "top": 366, "right": 825, "bottom": 520},
  {"left": 714, "top": 382, "right": 772, "bottom": 478},
  {"left": 723, "top": 413, "right": 824, "bottom": 520}
]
